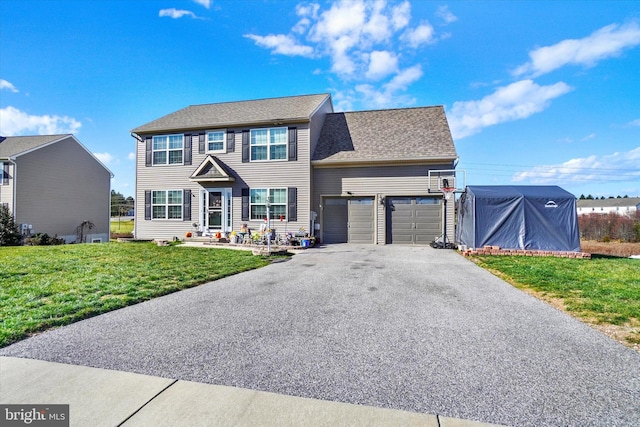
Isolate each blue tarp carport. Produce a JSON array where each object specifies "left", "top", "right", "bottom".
[{"left": 456, "top": 185, "right": 580, "bottom": 251}]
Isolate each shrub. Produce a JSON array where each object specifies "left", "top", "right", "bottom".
[
  {"left": 0, "top": 205, "right": 22, "bottom": 246},
  {"left": 25, "top": 233, "right": 65, "bottom": 246},
  {"left": 579, "top": 211, "right": 640, "bottom": 242}
]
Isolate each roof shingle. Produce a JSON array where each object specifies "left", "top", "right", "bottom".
[
  {"left": 312, "top": 106, "right": 457, "bottom": 163},
  {"left": 132, "top": 93, "right": 331, "bottom": 134},
  {"left": 0, "top": 135, "right": 69, "bottom": 158}
]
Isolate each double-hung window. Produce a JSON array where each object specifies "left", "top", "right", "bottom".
[
  {"left": 152, "top": 190, "right": 183, "bottom": 219},
  {"left": 207, "top": 131, "right": 225, "bottom": 153},
  {"left": 153, "top": 135, "right": 183, "bottom": 165},
  {"left": 250, "top": 127, "right": 287, "bottom": 161},
  {"left": 250, "top": 188, "right": 287, "bottom": 220}
]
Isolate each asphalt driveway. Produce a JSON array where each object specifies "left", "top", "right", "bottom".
[{"left": 2, "top": 244, "right": 639, "bottom": 426}]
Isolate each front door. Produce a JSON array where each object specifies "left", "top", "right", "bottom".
[{"left": 201, "top": 188, "right": 232, "bottom": 233}]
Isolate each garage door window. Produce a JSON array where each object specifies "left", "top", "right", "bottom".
[{"left": 416, "top": 197, "right": 440, "bottom": 205}]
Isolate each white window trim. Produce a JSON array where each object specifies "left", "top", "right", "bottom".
[
  {"left": 250, "top": 127, "right": 288, "bottom": 162},
  {"left": 152, "top": 189, "right": 183, "bottom": 220},
  {"left": 249, "top": 188, "right": 288, "bottom": 221},
  {"left": 206, "top": 130, "right": 226, "bottom": 154},
  {"left": 152, "top": 134, "right": 184, "bottom": 166}
]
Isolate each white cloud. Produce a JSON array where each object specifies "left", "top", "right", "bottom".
[
  {"left": 436, "top": 5, "right": 457, "bottom": 24},
  {"left": 628, "top": 119, "right": 640, "bottom": 127},
  {"left": 245, "top": 0, "right": 445, "bottom": 109},
  {"left": 513, "top": 146, "right": 640, "bottom": 184},
  {"left": 0, "top": 106, "right": 81, "bottom": 136},
  {"left": 128, "top": 152, "right": 136, "bottom": 161},
  {"left": 391, "top": 1, "right": 411, "bottom": 30},
  {"left": 447, "top": 79, "right": 573, "bottom": 139},
  {"left": 514, "top": 21, "right": 640, "bottom": 77},
  {"left": 244, "top": 34, "right": 314, "bottom": 57},
  {"left": 94, "top": 152, "right": 114, "bottom": 164},
  {"left": 0, "top": 79, "right": 18, "bottom": 93},
  {"left": 365, "top": 50, "right": 399, "bottom": 80},
  {"left": 401, "top": 21, "right": 436, "bottom": 48},
  {"left": 193, "top": 0, "right": 211, "bottom": 8},
  {"left": 356, "top": 64, "right": 423, "bottom": 108},
  {"left": 159, "top": 8, "right": 199, "bottom": 19},
  {"left": 581, "top": 133, "right": 596, "bottom": 141}
]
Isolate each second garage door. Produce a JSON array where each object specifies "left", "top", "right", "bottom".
[
  {"left": 387, "top": 197, "right": 441, "bottom": 244},
  {"left": 323, "top": 197, "right": 374, "bottom": 244}
]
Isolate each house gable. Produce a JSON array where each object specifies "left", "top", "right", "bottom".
[{"left": 190, "top": 155, "right": 235, "bottom": 182}]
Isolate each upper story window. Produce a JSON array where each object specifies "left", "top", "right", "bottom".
[
  {"left": 251, "top": 127, "right": 287, "bottom": 161},
  {"left": 153, "top": 135, "right": 183, "bottom": 165},
  {"left": 207, "top": 131, "right": 225, "bottom": 153}
]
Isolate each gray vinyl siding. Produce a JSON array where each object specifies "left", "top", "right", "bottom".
[
  {"left": 313, "top": 164, "right": 455, "bottom": 244},
  {"left": 135, "top": 125, "right": 314, "bottom": 240},
  {"left": 0, "top": 161, "right": 14, "bottom": 212},
  {"left": 308, "top": 98, "right": 334, "bottom": 159},
  {"left": 14, "top": 137, "right": 111, "bottom": 242}
]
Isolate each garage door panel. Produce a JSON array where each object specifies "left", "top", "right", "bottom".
[
  {"left": 388, "top": 197, "right": 441, "bottom": 245},
  {"left": 348, "top": 198, "right": 374, "bottom": 244}
]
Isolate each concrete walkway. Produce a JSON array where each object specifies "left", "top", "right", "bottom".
[{"left": 1, "top": 356, "right": 500, "bottom": 426}]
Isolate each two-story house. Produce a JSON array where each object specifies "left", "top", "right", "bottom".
[
  {"left": 131, "top": 93, "right": 458, "bottom": 245},
  {"left": 0, "top": 134, "right": 113, "bottom": 243}
]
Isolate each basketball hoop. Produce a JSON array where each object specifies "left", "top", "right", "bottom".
[{"left": 442, "top": 187, "right": 456, "bottom": 200}]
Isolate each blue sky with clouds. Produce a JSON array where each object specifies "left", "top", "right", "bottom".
[{"left": 1, "top": 0, "right": 639, "bottom": 198}]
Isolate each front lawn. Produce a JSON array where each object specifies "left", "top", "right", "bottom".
[
  {"left": 472, "top": 255, "right": 640, "bottom": 348},
  {"left": 0, "top": 243, "right": 271, "bottom": 347}
]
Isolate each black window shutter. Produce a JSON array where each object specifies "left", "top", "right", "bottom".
[
  {"left": 241, "top": 188, "right": 249, "bottom": 221},
  {"left": 242, "top": 130, "right": 250, "bottom": 163},
  {"left": 288, "top": 187, "right": 297, "bottom": 221},
  {"left": 184, "top": 134, "right": 192, "bottom": 165},
  {"left": 198, "top": 133, "right": 205, "bottom": 154},
  {"left": 227, "top": 131, "right": 235, "bottom": 153},
  {"left": 144, "top": 190, "right": 152, "bottom": 220},
  {"left": 145, "top": 137, "right": 152, "bottom": 166},
  {"left": 183, "top": 189, "right": 192, "bottom": 221},
  {"left": 288, "top": 127, "right": 297, "bottom": 161},
  {"left": 2, "top": 162, "right": 8, "bottom": 185}
]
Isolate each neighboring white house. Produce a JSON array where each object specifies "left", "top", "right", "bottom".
[{"left": 576, "top": 197, "right": 640, "bottom": 216}]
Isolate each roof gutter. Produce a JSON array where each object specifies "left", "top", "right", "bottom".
[
  {"left": 311, "top": 155, "right": 459, "bottom": 168},
  {"left": 131, "top": 117, "right": 311, "bottom": 136}
]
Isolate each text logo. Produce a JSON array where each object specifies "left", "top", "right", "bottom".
[
  {"left": 1, "top": 405, "right": 69, "bottom": 427},
  {"left": 545, "top": 201, "right": 558, "bottom": 208}
]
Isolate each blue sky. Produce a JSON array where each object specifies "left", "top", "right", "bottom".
[{"left": 1, "top": 0, "right": 639, "bottom": 199}]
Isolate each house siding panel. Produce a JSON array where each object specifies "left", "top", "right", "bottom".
[
  {"left": 135, "top": 125, "right": 314, "bottom": 240},
  {"left": 313, "top": 165, "right": 455, "bottom": 244},
  {"left": 14, "top": 137, "right": 111, "bottom": 242}
]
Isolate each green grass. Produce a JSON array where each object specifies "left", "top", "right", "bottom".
[
  {"left": 0, "top": 243, "right": 271, "bottom": 347},
  {"left": 473, "top": 255, "right": 640, "bottom": 344},
  {"left": 110, "top": 219, "right": 134, "bottom": 234}
]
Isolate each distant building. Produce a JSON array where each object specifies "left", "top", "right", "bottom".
[{"left": 576, "top": 197, "right": 640, "bottom": 216}]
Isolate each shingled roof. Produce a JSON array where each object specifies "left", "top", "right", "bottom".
[
  {"left": 132, "top": 93, "right": 332, "bottom": 134},
  {"left": 312, "top": 106, "right": 457, "bottom": 164},
  {"left": 0, "top": 134, "right": 69, "bottom": 158}
]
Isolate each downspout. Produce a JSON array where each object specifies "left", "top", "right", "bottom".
[{"left": 130, "top": 132, "right": 142, "bottom": 239}]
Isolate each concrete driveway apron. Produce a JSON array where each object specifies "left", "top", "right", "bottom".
[{"left": 2, "top": 244, "right": 639, "bottom": 426}]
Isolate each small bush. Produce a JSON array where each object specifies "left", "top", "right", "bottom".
[{"left": 25, "top": 233, "right": 65, "bottom": 246}]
